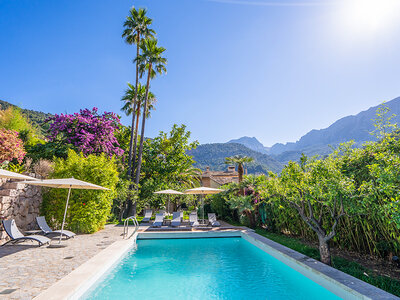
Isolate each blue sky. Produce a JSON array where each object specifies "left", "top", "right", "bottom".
[{"left": 1, "top": 0, "right": 400, "bottom": 146}]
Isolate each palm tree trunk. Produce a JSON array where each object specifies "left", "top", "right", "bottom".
[
  {"left": 127, "top": 34, "right": 141, "bottom": 217},
  {"left": 126, "top": 101, "right": 137, "bottom": 177},
  {"left": 130, "top": 34, "right": 141, "bottom": 179},
  {"left": 134, "top": 63, "right": 152, "bottom": 187},
  {"left": 238, "top": 163, "right": 244, "bottom": 196},
  {"left": 131, "top": 108, "right": 141, "bottom": 176}
]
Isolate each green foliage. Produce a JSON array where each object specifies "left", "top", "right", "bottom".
[
  {"left": 26, "top": 140, "right": 72, "bottom": 162},
  {"left": 41, "top": 150, "right": 119, "bottom": 233},
  {"left": 0, "top": 99, "right": 53, "bottom": 136},
  {"left": 138, "top": 124, "right": 199, "bottom": 211},
  {"left": 0, "top": 107, "right": 42, "bottom": 145}
]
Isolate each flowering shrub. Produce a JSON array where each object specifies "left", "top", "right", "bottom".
[
  {"left": 0, "top": 128, "right": 26, "bottom": 163},
  {"left": 46, "top": 108, "right": 124, "bottom": 157}
]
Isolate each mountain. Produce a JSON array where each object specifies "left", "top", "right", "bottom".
[
  {"left": 0, "top": 99, "right": 53, "bottom": 134},
  {"left": 227, "top": 136, "right": 269, "bottom": 154},
  {"left": 188, "top": 143, "right": 283, "bottom": 174},
  {"left": 269, "top": 97, "right": 400, "bottom": 158}
]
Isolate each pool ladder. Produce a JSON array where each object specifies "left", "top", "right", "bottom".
[{"left": 123, "top": 216, "right": 139, "bottom": 239}]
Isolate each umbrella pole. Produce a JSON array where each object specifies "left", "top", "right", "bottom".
[
  {"left": 202, "top": 195, "right": 204, "bottom": 225},
  {"left": 168, "top": 195, "right": 170, "bottom": 215},
  {"left": 59, "top": 186, "right": 72, "bottom": 244}
]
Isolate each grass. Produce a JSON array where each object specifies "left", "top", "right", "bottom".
[{"left": 255, "top": 229, "right": 400, "bottom": 297}]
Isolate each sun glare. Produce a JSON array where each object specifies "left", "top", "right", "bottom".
[{"left": 339, "top": 0, "right": 400, "bottom": 35}]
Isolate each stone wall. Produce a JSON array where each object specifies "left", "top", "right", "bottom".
[{"left": 0, "top": 178, "right": 42, "bottom": 243}]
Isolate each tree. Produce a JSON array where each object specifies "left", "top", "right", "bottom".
[
  {"left": 0, "top": 128, "right": 26, "bottom": 163},
  {"left": 121, "top": 82, "right": 156, "bottom": 180},
  {"left": 225, "top": 155, "right": 254, "bottom": 195},
  {"left": 269, "top": 158, "right": 355, "bottom": 265},
  {"left": 122, "top": 7, "right": 155, "bottom": 178},
  {"left": 45, "top": 108, "right": 123, "bottom": 157},
  {"left": 139, "top": 124, "right": 199, "bottom": 209},
  {"left": 134, "top": 38, "right": 167, "bottom": 193},
  {"left": 121, "top": 83, "right": 156, "bottom": 121}
]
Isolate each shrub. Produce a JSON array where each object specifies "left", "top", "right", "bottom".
[
  {"left": 0, "top": 128, "right": 26, "bottom": 163},
  {"left": 41, "top": 150, "right": 119, "bottom": 233},
  {"left": 0, "top": 107, "right": 41, "bottom": 145},
  {"left": 45, "top": 108, "right": 124, "bottom": 157}
]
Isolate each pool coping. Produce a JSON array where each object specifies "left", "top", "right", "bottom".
[{"left": 33, "top": 229, "right": 399, "bottom": 300}]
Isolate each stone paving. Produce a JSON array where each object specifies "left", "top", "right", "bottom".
[{"left": 0, "top": 224, "right": 123, "bottom": 299}]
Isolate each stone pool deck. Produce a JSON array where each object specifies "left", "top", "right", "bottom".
[
  {"left": 0, "top": 222, "right": 239, "bottom": 299},
  {"left": 0, "top": 225, "right": 122, "bottom": 299}
]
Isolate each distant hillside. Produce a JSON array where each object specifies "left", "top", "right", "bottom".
[
  {"left": 269, "top": 98, "right": 400, "bottom": 156},
  {"left": 0, "top": 99, "right": 53, "bottom": 134},
  {"left": 228, "top": 136, "right": 269, "bottom": 154},
  {"left": 188, "top": 143, "right": 283, "bottom": 174}
]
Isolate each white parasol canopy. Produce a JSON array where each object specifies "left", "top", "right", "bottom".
[
  {"left": 22, "top": 178, "right": 109, "bottom": 244},
  {"left": 154, "top": 189, "right": 184, "bottom": 195},
  {"left": 184, "top": 187, "right": 223, "bottom": 223},
  {"left": 0, "top": 169, "right": 38, "bottom": 181},
  {"left": 184, "top": 187, "right": 223, "bottom": 195},
  {"left": 154, "top": 189, "right": 184, "bottom": 213}
]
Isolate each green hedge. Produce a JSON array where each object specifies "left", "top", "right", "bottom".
[{"left": 41, "top": 150, "right": 119, "bottom": 233}]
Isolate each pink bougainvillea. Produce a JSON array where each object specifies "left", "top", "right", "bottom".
[
  {"left": 0, "top": 128, "right": 26, "bottom": 163},
  {"left": 46, "top": 108, "right": 124, "bottom": 157}
]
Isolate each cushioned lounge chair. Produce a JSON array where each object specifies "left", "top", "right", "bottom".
[
  {"left": 142, "top": 210, "right": 153, "bottom": 223},
  {"left": 1, "top": 219, "right": 50, "bottom": 247},
  {"left": 171, "top": 212, "right": 181, "bottom": 227},
  {"left": 189, "top": 212, "right": 199, "bottom": 227},
  {"left": 36, "top": 216, "right": 75, "bottom": 239},
  {"left": 152, "top": 213, "right": 164, "bottom": 227},
  {"left": 208, "top": 213, "right": 221, "bottom": 227}
]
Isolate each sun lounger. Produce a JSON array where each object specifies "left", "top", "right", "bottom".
[
  {"left": 208, "top": 213, "right": 221, "bottom": 227},
  {"left": 152, "top": 213, "right": 164, "bottom": 227},
  {"left": 36, "top": 216, "right": 75, "bottom": 239},
  {"left": 1, "top": 219, "right": 50, "bottom": 247},
  {"left": 171, "top": 212, "right": 181, "bottom": 227},
  {"left": 189, "top": 212, "right": 200, "bottom": 227},
  {"left": 142, "top": 210, "right": 153, "bottom": 223}
]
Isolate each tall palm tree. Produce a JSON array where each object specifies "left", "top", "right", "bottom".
[
  {"left": 121, "top": 83, "right": 156, "bottom": 119},
  {"left": 225, "top": 155, "right": 254, "bottom": 195},
  {"left": 122, "top": 7, "right": 155, "bottom": 178},
  {"left": 134, "top": 39, "right": 167, "bottom": 188}
]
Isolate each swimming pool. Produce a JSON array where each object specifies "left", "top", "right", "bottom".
[{"left": 82, "top": 237, "right": 341, "bottom": 299}]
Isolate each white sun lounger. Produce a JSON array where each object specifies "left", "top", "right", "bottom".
[
  {"left": 142, "top": 210, "right": 153, "bottom": 223},
  {"left": 152, "top": 213, "right": 164, "bottom": 227},
  {"left": 1, "top": 219, "right": 50, "bottom": 247},
  {"left": 208, "top": 213, "right": 221, "bottom": 227},
  {"left": 189, "top": 212, "right": 200, "bottom": 227},
  {"left": 36, "top": 216, "right": 75, "bottom": 239},
  {"left": 171, "top": 212, "right": 181, "bottom": 227}
]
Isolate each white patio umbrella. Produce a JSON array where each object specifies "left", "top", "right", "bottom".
[
  {"left": 0, "top": 169, "right": 38, "bottom": 180},
  {"left": 21, "top": 178, "right": 109, "bottom": 244},
  {"left": 184, "top": 187, "right": 223, "bottom": 224},
  {"left": 154, "top": 189, "right": 184, "bottom": 214}
]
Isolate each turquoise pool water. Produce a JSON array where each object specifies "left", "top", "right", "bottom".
[{"left": 83, "top": 237, "right": 341, "bottom": 299}]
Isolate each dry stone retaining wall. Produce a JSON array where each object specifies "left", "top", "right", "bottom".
[{"left": 0, "top": 177, "right": 42, "bottom": 243}]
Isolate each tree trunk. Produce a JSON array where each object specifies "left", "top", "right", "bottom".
[
  {"left": 318, "top": 235, "right": 332, "bottom": 265},
  {"left": 238, "top": 163, "right": 244, "bottom": 196},
  {"left": 126, "top": 99, "right": 137, "bottom": 178},
  {"left": 130, "top": 34, "right": 141, "bottom": 179},
  {"left": 134, "top": 63, "right": 152, "bottom": 186},
  {"left": 131, "top": 108, "right": 141, "bottom": 176}
]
